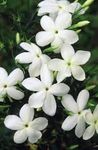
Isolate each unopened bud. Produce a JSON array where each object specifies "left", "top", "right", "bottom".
[
  {"left": 82, "top": 0, "right": 94, "bottom": 8},
  {"left": 16, "top": 32, "right": 20, "bottom": 44}
]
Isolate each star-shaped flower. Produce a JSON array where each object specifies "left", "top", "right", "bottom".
[
  {"left": 4, "top": 104, "right": 48, "bottom": 144},
  {"left": 22, "top": 64, "right": 70, "bottom": 116},
  {"left": 83, "top": 105, "right": 98, "bottom": 140},
  {"left": 49, "top": 44, "right": 91, "bottom": 82},
  {"left": 61, "top": 89, "right": 90, "bottom": 138},
  {"left": 0, "top": 68, "right": 24, "bottom": 101},
  {"left": 15, "top": 42, "right": 50, "bottom": 77},
  {"left": 36, "top": 13, "right": 79, "bottom": 53}
]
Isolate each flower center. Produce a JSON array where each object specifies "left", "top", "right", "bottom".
[
  {"left": 36, "top": 54, "right": 40, "bottom": 58},
  {"left": 78, "top": 111, "right": 81, "bottom": 115},
  {"left": 25, "top": 124, "right": 29, "bottom": 128},
  {"left": 3, "top": 85, "right": 7, "bottom": 88},
  {"left": 55, "top": 30, "right": 59, "bottom": 34},
  {"left": 45, "top": 87, "right": 49, "bottom": 91}
]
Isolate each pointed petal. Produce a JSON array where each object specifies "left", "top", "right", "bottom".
[
  {"left": 41, "top": 64, "right": 53, "bottom": 87},
  {"left": 93, "top": 105, "right": 98, "bottom": 120},
  {"left": 19, "top": 104, "right": 34, "bottom": 124},
  {"left": 71, "top": 66, "right": 85, "bottom": 81},
  {"left": 41, "top": 15, "right": 55, "bottom": 31},
  {"left": 15, "top": 52, "right": 34, "bottom": 64},
  {"left": 75, "top": 117, "right": 86, "bottom": 138},
  {"left": 62, "top": 94, "right": 78, "bottom": 113},
  {"left": 22, "top": 78, "right": 44, "bottom": 91},
  {"left": 77, "top": 89, "right": 89, "bottom": 111},
  {"left": 59, "top": 30, "right": 79, "bottom": 44},
  {"left": 36, "top": 31, "right": 54, "bottom": 47},
  {"left": 42, "top": 93, "right": 56, "bottom": 116},
  {"left": 7, "top": 68, "right": 24, "bottom": 86},
  {"left": 72, "top": 51, "right": 91, "bottom": 65},
  {"left": 49, "top": 83, "right": 70, "bottom": 96},
  {"left": 14, "top": 129, "right": 27, "bottom": 144},
  {"left": 28, "top": 130, "right": 42, "bottom": 144},
  {"left": 0, "top": 67, "right": 8, "bottom": 83},
  {"left": 48, "top": 59, "right": 65, "bottom": 71},
  {"left": 29, "top": 91, "right": 46, "bottom": 108},
  {"left": 83, "top": 125, "right": 95, "bottom": 140},
  {"left": 4, "top": 115, "right": 24, "bottom": 130},
  {"left": 62, "top": 115, "right": 78, "bottom": 131},
  {"left": 28, "top": 59, "right": 41, "bottom": 77},
  {"left": 55, "top": 13, "right": 72, "bottom": 29},
  {"left": 61, "top": 44, "right": 75, "bottom": 61},
  {"left": 31, "top": 117, "right": 48, "bottom": 131},
  {"left": 6, "top": 86, "right": 24, "bottom": 100}
]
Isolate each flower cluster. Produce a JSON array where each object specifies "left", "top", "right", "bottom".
[{"left": 0, "top": 0, "right": 95, "bottom": 145}]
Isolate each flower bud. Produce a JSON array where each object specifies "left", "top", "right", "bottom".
[
  {"left": 82, "top": 0, "right": 94, "bottom": 8},
  {"left": 16, "top": 32, "right": 20, "bottom": 44},
  {"left": 70, "top": 21, "right": 90, "bottom": 29}
]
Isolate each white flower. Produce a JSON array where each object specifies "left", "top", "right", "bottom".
[
  {"left": 38, "top": 0, "right": 81, "bottom": 17},
  {"left": 48, "top": 44, "right": 91, "bottom": 82},
  {"left": 0, "top": 68, "right": 24, "bottom": 101},
  {"left": 22, "top": 64, "right": 70, "bottom": 116},
  {"left": 15, "top": 42, "right": 50, "bottom": 77},
  {"left": 61, "top": 89, "right": 89, "bottom": 138},
  {"left": 83, "top": 105, "right": 98, "bottom": 140},
  {"left": 36, "top": 13, "right": 79, "bottom": 53},
  {"left": 4, "top": 104, "right": 48, "bottom": 144}
]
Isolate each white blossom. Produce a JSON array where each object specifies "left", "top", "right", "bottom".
[
  {"left": 4, "top": 104, "right": 48, "bottom": 144},
  {"left": 0, "top": 68, "right": 24, "bottom": 101},
  {"left": 38, "top": 0, "right": 82, "bottom": 17},
  {"left": 36, "top": 13, "right": 79, "bottom": 53},
  {"left": 83, "top": 105, "right": 98, "bottom": 140},
  {"left": 48, "top": 44, "right": 91, "bottom": 82},
  {"left": 61, "top": 89, "right": 90, "bottom": 138},
  {"left": 22, "top": 64, "right": 70, "bottom": 116},
  {"left": 15, "top": 42, "right": 50, "bottom": 77}
]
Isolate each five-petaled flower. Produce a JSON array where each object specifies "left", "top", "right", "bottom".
[
  {"left": 83, "top": 105, "right": 98, "bottom": 140},
  {"left": 61, "top": 89, "right": 90, "bottom": 138},
  {"left": 0, "top": 67, "right": 24, "bottom": 101},
  {"left": 36, "top": 13, "right": 79, "bottom": 53},
  {"left": 38, "top": 0, "right": 82, "bottom": 17},
  {"left": 22, "top": 64, "right": 70, "bottom": 116},
  {"left": 49, "top": 44, "right": 91, "bottom": 82},
  {"left": 4, "top": 104, "right": 48, "bottom": 144},
  {"left": 15, "top": 42, "right": 50, "bottom": 77}
]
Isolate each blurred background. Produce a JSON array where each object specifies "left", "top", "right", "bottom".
[{"left": 0, "top": 0, "right": 98, "bottom": 149}]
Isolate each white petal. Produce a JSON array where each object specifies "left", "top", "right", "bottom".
[
  {"left": 4, "top": 115, "right": 24, "bottom": 130},
  {"left": 72, "top": 51, "right": 91, "bottom": 65},
  {"left": 29, "top": 91, "right": 46, "bottom": 108},
  {"left": 30, "top": 43, "right": 42, "bottom": 55},
  {"left": 41, "top": 15, "right": 55, "bottom": 31},
  {"left": 84, "top": 110, "right": 94, "bottom": 125},
  {"left": 62, "top": 115, "right": 78, "bottom": 131},
  {"left": 20, "top": 42, "right": 33, "bottom": 51},
  {"left": 48, "top": 59, "right": 65, "bottom": 71},
  {"left": 36, "top": 31, "right": 54, "bottom": 47},
  {"left": 49, "top": 83, "right": 70, "bottom": 96},
  {"left": 6, "top": 86, "right": 24, "bottom": 100},
  {"left": 28, "top": 59, "right": 41, "bottom": 77},
  {"left": 28, "top": 130, "right": 42, "bottom": 144},
  {"left": 75, "top": 117, "right": 86, "bottom": 138},
  {"left": 22, "top": 78, "right": 44, "bottom": 91},
  {"left": 83, "top": 125, "right": 95, "bottom": 140},
  {"left": 14, "top": 129, "right": 27, "bottom": 144},
  {"left": 77, "top": 89, "right": 89, "bottom": 111},
  {"left": 41, "top": 64, "right": 53, "bottom": 87},
  {"left": 7, "top": 68, "right": 24, "bottom": 86},
  {"left": 62, "top": 94, "right": 78, "bottom": 113},
  {"left": 71, "top": 66, "right": 85, "bottom": 81},
  {"left": 51, "top": 36, "right": 63, "bottom": 53},
  {"left": 15, "top": 52, "right": 34, "bottom": 64},
  {"left": 19, "top": 104, "right": 34, "bottom": 124},
  {"left": 42, "top": 93, "right": 56, "bottom": 116},
  {"left": 59, "top": 30, "right": 79, "bottom": 44},
  {"left": 31, "top": 117, "right": 48, "bottom": 131},
  {"left": 93, "top": 105, "right": 98, "bottom": 120},
  {"left": 40, "top": 54, "right": 50, "bottom": 64},
  {"left": 65, "top": 2, "right": 81, "bottom": 13},
  {"left": 0, "top": 67, "right": 8, "bottom": 83},
  {"left": 61, "top": 44, "right": 75, "bottom": 61},
  {"left": 57, "top": 69, "right": 71, "bottom": 83},
  {"left": 55, "top": 13, "right": 72, "bottom": 29}
]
